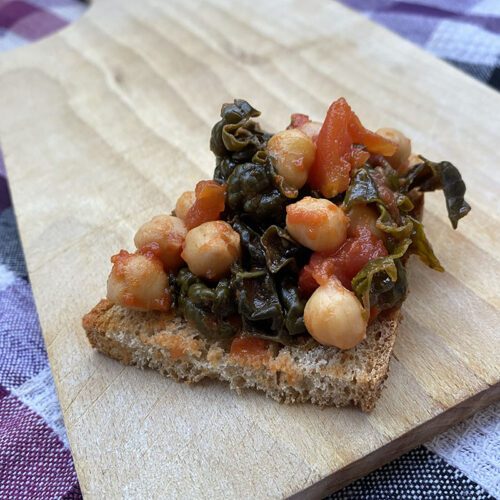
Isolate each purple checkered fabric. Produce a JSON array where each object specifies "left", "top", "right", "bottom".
[
  {"left": 1, "top": 3, "right": 86, "bottom": 498},
  {"left": 0, "top": 0, "right": 84, "bottom": 50},
  {"left": 0, "top": 1, "right": 498, "bottom": 499},
  {"left": 0, "top": 160, "right": 82, "bottom": 497},
  {"left": 340, "top": 0, "right": 500, "bottom": 90}
]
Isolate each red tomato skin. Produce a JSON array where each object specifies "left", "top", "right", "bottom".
[
  {"left": 288, "top": 113, "right": 310, "bottom": 129},
  {"left": 303, "top": 226, "right": 388, "bottom": 292},
  {"left": 308, "top": 98, "right": 396, "bottom": 198}
]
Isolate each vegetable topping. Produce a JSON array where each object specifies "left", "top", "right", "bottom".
[
  {"left": 106, "top": 97, "right": 471, "bottom": 351},
  {"left": 184, "top": 180, "right": 226, "bottom": 230},
  {"left": 308, "top": 98, "right": 396, "bottom": 198}
]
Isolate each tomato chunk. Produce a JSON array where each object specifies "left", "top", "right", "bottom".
[
  {"left": 298, "top": 265, "right": 320, "bottom": 297},
  {"left": 300, "top": 226, "right": 388, "bottom": 293},
  {"left": 184, "top": 180, "right": 226, "bottom": 230},
  {"left": 288, "top": 113, "right": 310, "bottom": 129},
  {"left": 308, "top": 98, "right": 396, "bottom": 198},
  {"left": 230, "top": 336, "right": 271, "bottom": 357}
]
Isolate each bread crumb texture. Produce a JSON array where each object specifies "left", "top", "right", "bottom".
[{"left": 83, "top": 300, "right": 399, "bottom": 411}]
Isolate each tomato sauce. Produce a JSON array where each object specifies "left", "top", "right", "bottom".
[
  {"left": 121, "top": 291, "right": 171, "bottom": 312},
  {"left": 137, "top": 242, "right": 163, "bottom": 260},
  {"left": 230, "top": 336, "right": 271, "bottom": 357},
  {"left": 298, "top": 266, "right": 319, "bottom": 297}
]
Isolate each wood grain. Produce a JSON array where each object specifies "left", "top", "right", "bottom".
[{"left": 0, "top": 0, "right": 499, "bottom": 497}]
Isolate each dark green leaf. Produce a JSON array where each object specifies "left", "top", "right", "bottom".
[
  {"left": 234, "top": 269, "right": 267, "bottom": 279},
  {"left": 252, "top": 150, "right": 268, "bottom": 165},
  {"left": 402, "top": 157, "right": 471, "bottom": 228},
  {"left": 178, "top": 298, "right": 218, "bottom": 337},
  {"left": 260, "top": 225, "right": 300, "bottom": 274},
  {"left": 376, "top": 204, "right": 414, "bottom": 240},
  {"left": 230, "top": 217, "right": 266, "bottom": 267},
  {"left": 221, "top": 99, "right": 260, "bottom": 124},
  {"left": 278, "top": 276, "right": 306, "bottom": 335},
  {"left": 235, "top": 270, "right": 284, "bottom": 332},
  {"left": 212, "top": 279, "right": 237, "bottom": 317},
  {"left": 174, "top": 268, "right": 238, "bottom": 339},
  {"left": 214, "top": 157, "right": 237, "bottom": 184},
  {"left": 352, "top": 257, "right": 398, "bottom": 310},
  {"left": 226, "top": 161, "right": 287, "bottom": 223},
  {"left": 351, "top": 239, "right": 411, "bottom": 310},
  {"left": 210, "top": 99, "right": 271, "bottom": 174},
  {"left": 343, "top": 167, "right": 380, "bottom": 208},
  {"left": 176, "top": 268, "right": 199, "bottom": 294},
  {"left": 369, "top": 260, "right": 408, "bottom": 312},
  {"left": 187, "top": 283, "right": 215, "bottom": 307},
  {"left": 408, "top": 216, "right": 444, "bottom": 271},
  {"left": 396, "top": 193, "right": 414, "bottom": 212}
]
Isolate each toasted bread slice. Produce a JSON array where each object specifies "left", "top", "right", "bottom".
[{"left": 83, "top": 299, "right": 400, "bottom": 411}]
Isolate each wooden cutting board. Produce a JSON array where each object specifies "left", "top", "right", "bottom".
[{"left": 0, "top": 0, "right": 499, "bottom": 497}]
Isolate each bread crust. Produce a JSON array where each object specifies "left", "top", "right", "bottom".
[{"left": 83, "top": 299, "right": 400, "bottom": 411}]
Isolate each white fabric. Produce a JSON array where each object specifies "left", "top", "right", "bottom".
[
  {"left": 11, "top": 367, "right": 69, "bottom": 447},
  {"left": 0, "top": 262, "right": 16, "bottom": 291},
  {"left": 426, "top": 401, "right": 500, "bottom": 498},
  {"left": 0, "top": 31, "right": 27, "bottom": 52},
  {"left": 471, "top": 0, "right": 500, "bottom": 16},
  {"left": 44, "top": 5, "right": 87, "bottom": 22},
  {"left": 426, "top": 19, "right": 500, "bottom": 66},
  {"left": 27, "top": 0, "right": 87, "bottom": 21}
]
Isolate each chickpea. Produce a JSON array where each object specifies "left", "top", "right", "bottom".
[
  {"left": 347, "top": 204, "right": 384, "bottom": 240},
  {"left": 181, "top": 221, "right": 241, "bottom": 280},
  {"left": 286, "top": 197, "right": 348, "bottom": 252},
  {"left": 175, "top": 191, "right": 196, "bottom": 221},
  {"left": 304, "top": 280, "right": 367, "bottom": 349},
  {"left": 267, "top": 129, "right": 316, "bottom": 189},
  {"left": 107, "top": 251, "right": 171, "bottom": 312},
  {"left": 376, "top": 128, "right": 411, "bottom": 170},
  {"left": 134, "top": 215, "right": 187, "bottom": 271}
]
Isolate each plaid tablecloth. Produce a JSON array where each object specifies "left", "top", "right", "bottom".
[{"left": 0, "top": 1, "right": 499, "bottom": 499}]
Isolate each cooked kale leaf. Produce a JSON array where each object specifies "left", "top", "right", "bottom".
[
  {"left": 175, "top": 268, "right": 238, "bottom": 339},
  {"left": 226, "top": 161, "right": 288, "bottom": 223},
  {"left": 402, "top": 157, "right": 471, "bottom": 229},
  {"left": 260, "top": 225, "right": 301, "bottom": 274},
  {"left": 231, "top": 217, "right": 266, "bottom": 267},
  {"left": 351, "top": 239, "right": 411, "bottom": 311},
  {"left": 376, "top": 205, "right": 414, "bottom": 241},
  {"left": 214, "top": 158, "right": 237, "bottom": 184},
  {"left": 369, "top": 259, "right": 408, "bottom": 312},
  {"left": 407, "top": 216, "right": 444, "bottom": 271},
  {"left": 235, "top": 269, "right": 284, "bottom": 333},
  {"left": 278, "top": 275, "right": 307, "bottom": 335},
  {"left": 171, "top": 99, "right": 472, "bottom": 345},
  {"left": 343, "top": 167, "right": 380, "bottom": 208},
  {"left": 210, "top": 99, "right": 272, "bottom": 182}
]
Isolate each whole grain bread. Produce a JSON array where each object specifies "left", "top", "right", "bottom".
[{"left": 82, "top": 299, "right": 400, "bottom": 412}]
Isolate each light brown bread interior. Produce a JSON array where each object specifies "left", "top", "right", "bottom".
[{"left": 83, "top": 299, "right": 400, "bottom": 412}]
